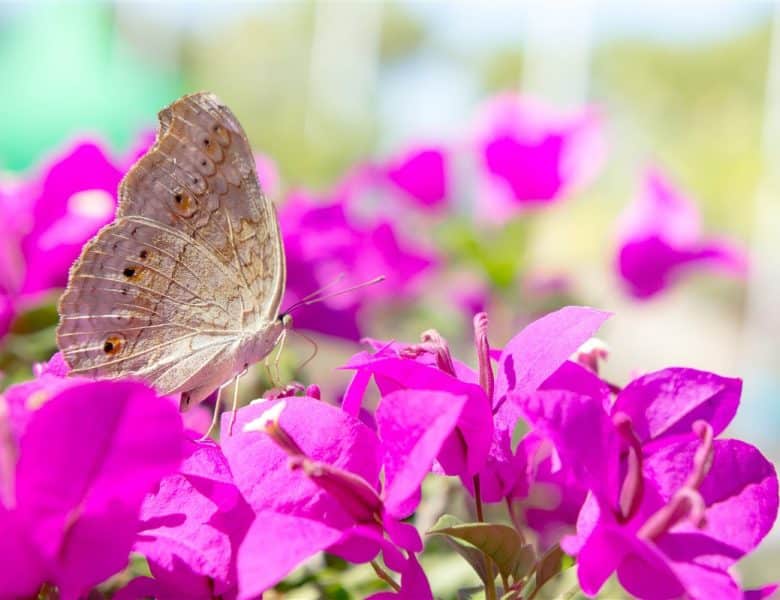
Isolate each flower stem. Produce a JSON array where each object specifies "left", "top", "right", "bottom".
[
  {"left": 473, "top": 475, "right": 486, "bottom": 522},
  {"left": 473, "top": 475, "right": 498, "bottom": 600},
  {"left": 371, "top": 560, "right": 401, "bottom": 592},
  {"left": 505, "top": 496, "right": 523, "bottom": 533}
]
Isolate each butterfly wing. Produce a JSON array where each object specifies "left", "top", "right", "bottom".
[{"left": 57, "top": 92, "right": 285, "bottom": 400}]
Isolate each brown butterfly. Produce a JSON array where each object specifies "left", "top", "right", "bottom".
[{"left": 57, "top": 92, "right": 290, "bottom": 411}]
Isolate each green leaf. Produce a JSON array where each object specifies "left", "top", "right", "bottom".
[
  {"left": 427, "top": 515, "right": 536, "bottom": 585},
  {"left": 533, "top": 545, "right": 575, "bottom": 596},
  {"left": 443, "top": 534, "right": 492, "bottom": 586}
]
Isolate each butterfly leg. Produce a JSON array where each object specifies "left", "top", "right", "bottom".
[
  {"left": 199, "top": 381, "right": 230, "bottom": 442},
  {"left": 227, "top": 366, "right": 248, "bottom": 436},
  {"left": 265, "top": 329, "right": 288, "bottom": 388}
]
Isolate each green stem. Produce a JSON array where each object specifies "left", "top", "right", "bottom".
[
  {"left": 500, "top": 572, "right": 510, "bottom": 596},
  {"left": 473, "top": 475, "right": 498, "bottom": 600},
  {"left": 371, "top": 560, "right": 401, "bottom": 592}
]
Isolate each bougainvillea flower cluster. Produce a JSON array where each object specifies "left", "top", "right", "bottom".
[{"left": 0, "top": 303, "right": 775, "bottom": 599}]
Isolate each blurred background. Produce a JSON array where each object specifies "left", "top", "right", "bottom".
[{"left": 0, "top": 1, "right": 778, "bottom": 596}]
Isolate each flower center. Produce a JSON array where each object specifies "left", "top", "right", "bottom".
[
  {"left": 613, "top": 412, "right": 645, "bottom": 523},
  {"left": 246, "top": 401, "right": 383, "bottom": 524},
  {"left": 473, "top": 312, "right": 495, "bottom": 401},
  {"left": 636, "top": 419, "right": 713, "bottom": 540},
  {"left": 399, "top": 329, "right": 457, "bottom": 376}
]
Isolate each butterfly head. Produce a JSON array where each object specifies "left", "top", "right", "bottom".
[{"left": 280, "top": 313, "right": 293, "bottom": 330}]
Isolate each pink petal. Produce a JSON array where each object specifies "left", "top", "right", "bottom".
[
  {"left": 236, "top": 511, "right": 343, "bottom": 598},
  {"left": 14, "top": 381, "right": 183, "bottom": 597},
  {"left": 345, "top": 357, "right": 492, "bottom": 477},
  {"left": 613, "top": 368, "right": 741, "bottom": 447},
  {"left": 366, "top": 554, "right": 433, "bottom": 599},
  {"left": 495, "top": 306, "right": 611, "bottom": 407},
  {"left": 576, "top": 524, "right": 634, "bottom": 595},
  {"left": 646, "top": 439, "right": 778, "bottom": 569},
  {"left": 135, "top": 439, "right": 252, "bottom": 597},
  {"left": 516, "top": 390, "right": 620, "bottom": 508},
  {"left": 376, "top": 389, "right": 466, "bottom": 516},
  {"left": 0, "top": 505, "right": 47, "bottom": 598},
  {"left": 744, "top": 583, "right": 779, "bottom": 600},
  {"left": 222, "top": 397, "right": 381, "bottom": 529},
  {"left": 383, "top": 144, "right": 449, "bottom": 209}
]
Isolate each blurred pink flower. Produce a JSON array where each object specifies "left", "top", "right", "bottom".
[
  {"left": 379, "top": 144, "right": 449, "bottom": 211},
  {"left": 473, "top": 94, "right": 606, "bottom": 223},
  {"left": 616, "top": 169, "right": 749, "bottom": 298},
  {"left": 254, "top": 152, "right": 281, "bottom": 199},
  {"left": 0, "top": 136, "right": 147, "bottom": 339},
  {"left": 280, "top": 190, "right": 437, "bottom": 340}
]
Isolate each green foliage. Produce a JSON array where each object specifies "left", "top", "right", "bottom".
[
  {"left": 592, "top": 24, "right": 770, "bottom": 235},
  {"left": 436, "top": 218, "right": 531, "bottom": 289},
  {"left": 480, "top": 48, "right": 524, "bottom": 94},
  {"left": 378, "top": 2, "right": 427, "bottom": 62},
  {"left": 428, "top": 514, "right": 535, "bottom": 589}
]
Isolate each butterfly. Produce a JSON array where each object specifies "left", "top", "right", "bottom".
[{"left": 56, "top": 92, "right": 290, "bottom": 412}]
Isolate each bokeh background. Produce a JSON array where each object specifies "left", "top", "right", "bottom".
[{"left": 1, "top": 1, "right": 778, "bottom": 596}]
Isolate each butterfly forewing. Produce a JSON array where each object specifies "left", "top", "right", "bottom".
[{"left": 56, "top": 92, "right": 285, "bottom": 401}]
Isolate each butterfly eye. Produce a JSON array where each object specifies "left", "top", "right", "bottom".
[{"left": 103, "top": 333, "right": 126, "bottom": 355}]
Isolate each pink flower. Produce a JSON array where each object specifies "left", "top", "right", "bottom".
[
  {"left": 514, "top": 367, "right": 777, "bottom": 599},
  {"left": 0, "top": 379, "right": 183, "bottom": 599},
  {"left": 473, "top": 94, "right": 606, "bottom": 223},
  {"left": 616, "top": 169, "right": 748, "bottom": 298},
  {"left": 254, "top": 152, "right": 280, "bottom": 199},
  {"left": 379, "top": 144, "right": 449, "bottom": 211},
  {"left": 220, "top": 390, "right": 464, "bottom": 597},
  {"left": 0, "top": 136, "right": 146, "bottom": 339},
  {"left": 280, "top": 189, "right": 437, "bottom": 340},
  {"left": 342, "top": 306, "right": 611, "bottom": 503}
]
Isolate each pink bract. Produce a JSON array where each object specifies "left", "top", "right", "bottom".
[
  {"left": 616, "top": 169, "right": 749, "bottom": 298},
  {"left": 473, "top": 94, "right": 606, "bottom": 223}
]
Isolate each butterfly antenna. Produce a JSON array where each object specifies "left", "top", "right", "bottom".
[
  {"left": 284, "top": 276, "right": 386, "bottom": 314},
  {"left": 294, "top": 273, "right": 347, "bottom": 306},
  {"left": 289, "top": 328, "right": 319, "bottom": 371}
]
